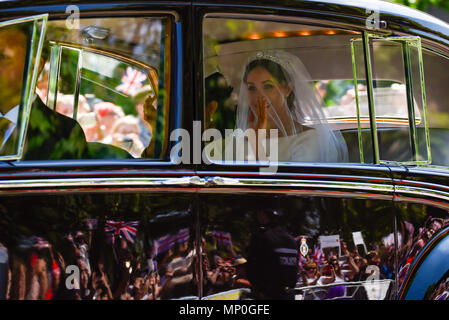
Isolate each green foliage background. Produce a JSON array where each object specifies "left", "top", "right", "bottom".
[{"left": 391, "top": 0, "right": 449, "bottom": 12}]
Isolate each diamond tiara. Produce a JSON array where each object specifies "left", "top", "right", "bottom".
[{"left": 248, "top": 50, "right": 292, "bottom": 73}]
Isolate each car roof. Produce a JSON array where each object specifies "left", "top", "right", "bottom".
[
  {"left": 197, "top": 0, "right": 449, "bottom": 41},
  {"left": 194, "top": 0, "right": 448, "bottom": 26},
  {"left": 1, "top": 0, "right": 448, "bottom": 46}
]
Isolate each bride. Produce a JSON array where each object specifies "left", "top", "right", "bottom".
[{"left": 206, "top": 50, "right": 348, "bottom": 163}]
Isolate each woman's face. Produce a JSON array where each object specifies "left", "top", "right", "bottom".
[{"left": 246, "top": 66, "right": 292, "bottom": 131}]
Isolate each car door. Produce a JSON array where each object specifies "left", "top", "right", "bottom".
[
  {"left": 0, "top": 5, "right": 203, "bottom": 300},
  {"left": 191, "top": 1, "right": 442, "bottom": 299}
]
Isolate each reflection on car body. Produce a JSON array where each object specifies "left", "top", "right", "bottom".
[{"left": 1, "top": 0, "right": 449, "bottom": 301}]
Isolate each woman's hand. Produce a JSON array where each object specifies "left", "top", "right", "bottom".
[
  {"left": 249, "top": 96, "right": 268, "bottom": 131},
  {"left": 248, "top": 96, "right": 269, "bottom": 161}
]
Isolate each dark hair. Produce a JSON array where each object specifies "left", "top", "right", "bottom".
[
  {"left": 243, "top": 59, "right": 295, "bottom": 110},
  {"left": 243, "top": 59, "right": 290, "bottom": 85},
  {"left": 205, "top": 72, "right": 233, "bottom": 105}
]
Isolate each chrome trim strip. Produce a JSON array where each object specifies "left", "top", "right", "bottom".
[
  {"left": 0, "top": 14, "right": 48, "bottom": 27},
  {"left": 393, "top": 176, "right": 449, "bottom": 208},
  {"left": 0, "top": 177, "right": 197, "bottom": 189},
  {"left": 5, "top": 176, "right": 449, "bottom": 208},
  {"left": 394, "top": 177, "right": 449, "bottom": 192},
  {"left": 0, "top": 176, "right": 394, "bottom": 194},
  {"left": 197, "top": 171, "right": 392, "bottom": 182},
  {"left": 208, "top": 178, "right": 394, "bottom": 193},
  {"left": 2, "top": 175, "right": 449, "bottom": 207},
  {"left": 395, "top": 185, "right": 449, "bottom": 205}
]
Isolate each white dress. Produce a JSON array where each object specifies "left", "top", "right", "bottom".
[{"left": 204, "top": 129, "right": 341, "bottom": 163}]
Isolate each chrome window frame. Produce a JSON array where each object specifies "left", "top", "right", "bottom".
[
  {"left": 352, "top": 33, "right": 432, "bottom": 166},
  {"left": 0, "top": 14, "right": 48, "bottom": 161},
  {"left": 414, "top": 45, "right": 449, "bottom": 171},
  {"left": 45, "top": 41, "right": 158, "bottom": 120}
]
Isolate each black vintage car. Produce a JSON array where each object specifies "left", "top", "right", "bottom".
[{"left": 0, "top": 0, "right": 449, "bottom": 300}]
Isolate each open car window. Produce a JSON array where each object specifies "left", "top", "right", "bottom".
[
  {"left": 41, "top": 44, "right": 157, "bottom": 158},
  {"left": 203, "top": 19, "right": 361, "bottom": 164},
  {"left": 202, "top": 16, "right": 430, "bottom": 165},
  {"left": 0, "top": 15, "right": 47, "bottom": 160},
  {"left": 26, "top": 16, "right": 171, "bottom": 160}
]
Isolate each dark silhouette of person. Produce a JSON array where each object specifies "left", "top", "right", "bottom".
[
  {"left": 204, "top": 72, "right": 234, "bottom": 132},
  {"left": 247, "top": 208, "right": 299, "bottom": 300}
]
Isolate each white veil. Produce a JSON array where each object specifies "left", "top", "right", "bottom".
[{"left": 234, "top": 50, "right": 348, "bottom": 163}]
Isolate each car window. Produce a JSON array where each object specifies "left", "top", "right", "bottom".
[
  {"left": 421, "top": 49, "right": 449, "bottom": 167},
  {"left": 202, "top": 17, "right": 429, "bottom": 165},
  {"left": 30, "top": 16, "right": 172, "bottom": 160},
  {"left": 203, "top": 18, "right": 362, "bottom": 164},
  {"left": 0, "top": 15, "right": 47, "bottom": 160}
]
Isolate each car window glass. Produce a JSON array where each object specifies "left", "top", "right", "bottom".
[
  {"left": 202, "top": 17, "right": 433, "bottom": 166},
  {"left": 30, "top": 17, "right": 171, "bottom": 160},
  {"left": 422, "top": 49, "right": 449, "bottom": 166},
  {"left": 202, "top": 18, "right": 366, "bottom": 164},
  {"left": 0, "top": 16, "right": 47, "bottom": 160},
  {"left": 204, "top": 18, "right": 427, "bottom": 165}
]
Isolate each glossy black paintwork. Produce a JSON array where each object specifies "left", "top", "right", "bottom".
[
  {"left": 390, "top": 166, "right": 449, "bottom": 197},
  {"left": 0, "top": 0, "right": 449, "bottom": 301},
  {"left": 397, "top": 226, "right": 449, "bottom": 299}
]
